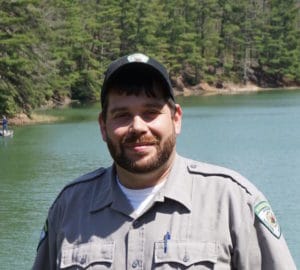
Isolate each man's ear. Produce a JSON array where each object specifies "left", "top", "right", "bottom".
[
  {"left": 174, "top": 104, "right": 182, "bottom": 135},
  {"left": 98, "top": 112, "right": 107, "bottom": 142}
]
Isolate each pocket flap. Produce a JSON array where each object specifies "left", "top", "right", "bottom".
[
  {"left": 60, "top": 240, "right": 115, "bottom": 269},
  {"left": 154, "top": 241, "right": 218, "bottom": 267}
]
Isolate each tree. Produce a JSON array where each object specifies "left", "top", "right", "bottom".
[
  {"left": 255, "top": 0, "right": 300, "bottom": 85},
  {"left": 0, "top": 0, "right": 299, "bottom": 117},
  {"left": 0, "top": 0, "right": 52, "bottom": 115}
]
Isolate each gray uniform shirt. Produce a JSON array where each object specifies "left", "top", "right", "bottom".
[{"left": 33, "top": 154, "right": 296, "bottom": 269}]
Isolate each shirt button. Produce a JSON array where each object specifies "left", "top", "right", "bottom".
[
  {"left": 190, "top": 164, "right": 197, "bottom": 169},
  {"left": 132, "top": 219, "right": 140, "bottom": 228},
  {"left": 132, "top": 259, "right": 139, "bottom": 268},
  {"left": 183, "top": 254, "right": 190, "bottom": 262},
  {"left": 80, "top": 257, "right": 86, "bottom": 265}
]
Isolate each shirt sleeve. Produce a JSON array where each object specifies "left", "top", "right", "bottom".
[
  {"left": 233, "top": 195, "right": 297, "bottom": 270},
  {"left": 32, "top": 208, "right": 58, "bottom": 270},
  {"left": 254, "top": 211, "right": 297, "bottom": 270}
]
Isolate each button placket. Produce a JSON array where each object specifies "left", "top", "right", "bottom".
[{"left": 127, "top": 223, "right": 145, "bottom": 270}]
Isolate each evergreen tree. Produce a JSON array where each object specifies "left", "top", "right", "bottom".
[
  {"left": 256, "top": 0, "right": 299, "bottom": 83},
  {"left": 0, "top": 0, "right": 299, "bottom": 117},
  {"left": 0, "top": 0, "right": 51, "bottom": 115},
  {"left": 119, "top": 0, "right": 140, "bottom": 54},
  {"left": 163, "top": 0, "right": 189, "bottom": 75}
]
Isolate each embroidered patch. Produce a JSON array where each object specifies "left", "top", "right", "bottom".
[
  {"left": 255, "top": 201, "right": 281, "bottom": 239},
  {"left": 37, "top": 219, "right": 48, "bottom": 250}
]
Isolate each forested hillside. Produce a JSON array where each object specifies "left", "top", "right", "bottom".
[{"left": 1, "top": 0, "right": 299, "bottom": 117}]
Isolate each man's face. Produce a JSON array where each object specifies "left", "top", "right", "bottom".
[{"left": 99, "top": 90, "right": 182, "bottom": 174}]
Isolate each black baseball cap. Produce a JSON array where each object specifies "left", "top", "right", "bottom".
[{"left": 101, "top": 53, "right": 174, "bottom": 107}]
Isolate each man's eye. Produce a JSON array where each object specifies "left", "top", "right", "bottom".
[
  {"left": 113, "top": 112, "right": 130, "bottom": 119},
  {"left": 144, "top": 110, "right": 160, "bottom": 118},
  {"left": 148, "top": 110, "right": 159, "bottom": 114}
]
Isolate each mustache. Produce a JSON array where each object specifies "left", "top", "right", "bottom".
[{"left": 122, "top": 133, "right": 159, "bottom": 145}]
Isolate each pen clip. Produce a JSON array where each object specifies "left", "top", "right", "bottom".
[{"left": 164, "top": 232, "right": 171, "bottom": 253}]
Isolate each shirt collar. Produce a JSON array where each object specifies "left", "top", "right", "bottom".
[
  {"left": 89, "top": 154, "right": 192, "bottom": 214},
  {"left": 89, "top": 165, "right": 134, "bottom": 216},
  {"left": 160, "top": 154, "right": 193, "bottom": 212}
]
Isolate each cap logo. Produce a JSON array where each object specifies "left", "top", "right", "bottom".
[{"left": 127, "top": 53, "right": 149, "bottom": 63}]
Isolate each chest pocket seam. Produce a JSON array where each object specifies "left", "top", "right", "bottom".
[
  {"left": 60, "top": 240, "right": 115, "bottom": 269},
  {"left": 154, "top": 241, "right": 218, "bottom": 267}
]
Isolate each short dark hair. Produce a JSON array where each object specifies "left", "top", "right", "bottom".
[{"left": 101, "top": 65, "right": 176, "bottom": 121}]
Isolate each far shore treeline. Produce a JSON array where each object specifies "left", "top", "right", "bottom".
[{"left": 1, "top": 0, "right": 300, "bottom": 117}]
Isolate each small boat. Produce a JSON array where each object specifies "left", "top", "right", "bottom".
[{"left": 0, "top": 130, "right": 14, "bottom": 137}]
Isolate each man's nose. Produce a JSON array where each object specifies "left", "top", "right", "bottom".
[{"left": 130, "top": 115, "right": 147, "bottom": 133}]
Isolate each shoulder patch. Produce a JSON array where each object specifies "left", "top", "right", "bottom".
[
  {"left": 37, "top": 219, "right": 48, "bottom": 250},
  {"left": 255, "top": 201, "right": 281, "bottom": 239}
]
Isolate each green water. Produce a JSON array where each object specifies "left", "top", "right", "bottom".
[{"left": 1, "top": 90, "right": 300, "bottom": 268}]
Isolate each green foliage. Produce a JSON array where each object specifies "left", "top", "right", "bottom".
[
  {"left": 0, "top": 0, "right": 299, "bottom": 116},
  {"left": 0, "top": 0, "right": 51, "bottom": 116}
]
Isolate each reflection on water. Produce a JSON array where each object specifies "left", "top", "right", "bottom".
[{"left": 1, "top": 90, "right": 300, "bottom": 268}]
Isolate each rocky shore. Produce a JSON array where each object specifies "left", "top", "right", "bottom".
[
  {"left": 8, "top": 83, "right": 299, "bottom": 126},
  {"left": 9, "top": 113, "right": 62, "bottom": 126},
  {"left": 173, "top": 81, "right": 262, "bottom": 97}
]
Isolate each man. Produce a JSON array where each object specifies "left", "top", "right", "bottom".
[
  {"left": 33, "top": 53, "right": 296, "bottom": 269},
  {"left": 2, "top": 115, "right": 8, "bottom": 134}
]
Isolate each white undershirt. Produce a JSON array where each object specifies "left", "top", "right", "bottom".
[{"left": 117, "top": 177, "right": 166, "bottom": 216}]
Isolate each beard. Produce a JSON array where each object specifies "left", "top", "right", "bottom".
[{"left": 106, "top": 131, "right": 176, "bottom": 174}]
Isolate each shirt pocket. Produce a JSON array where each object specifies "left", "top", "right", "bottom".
[
  {"left": 154, "top": 241, "right": 218, "bottom": 269},
  {"left": 60, "top": 240, "right": 115, "bottom": 269}
]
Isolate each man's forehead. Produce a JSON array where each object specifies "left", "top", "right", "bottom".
[
  {"left": 108, "top": 87, "right": 165, "bottom": 100},
  {"left": 107, "top": 91, "right": 166, "bottom": 110}
]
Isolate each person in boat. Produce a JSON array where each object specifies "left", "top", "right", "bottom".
[
  {"left": 1, "top": 115, "right": 8, "bottom": 134},
  {"left": 33, "top": 53, "right": 296, "bottom": 269}
]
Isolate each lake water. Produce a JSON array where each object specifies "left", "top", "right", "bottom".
[{"left": 1, "top": 89, "right": 300, "bottom": 268}]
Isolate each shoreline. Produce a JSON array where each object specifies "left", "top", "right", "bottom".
[
  {"left": 8, "top": 85, "right": 300, "bottom": 126},
  {"left": 9, "top": 112, "right": 64, "bottom": 126},
  {"left": 174, "top": 82, "right": 300, "bottom": 97}
]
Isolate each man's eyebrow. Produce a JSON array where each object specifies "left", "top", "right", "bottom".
[
  {"left": 109, "top": 107, "right": 128, "bottom": 115},
  {"left": 143, "top": 102, "right": 165, "bottom": 109},
  {"left": 109, "top": 102, "right": 165, "bottom": 114}
]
